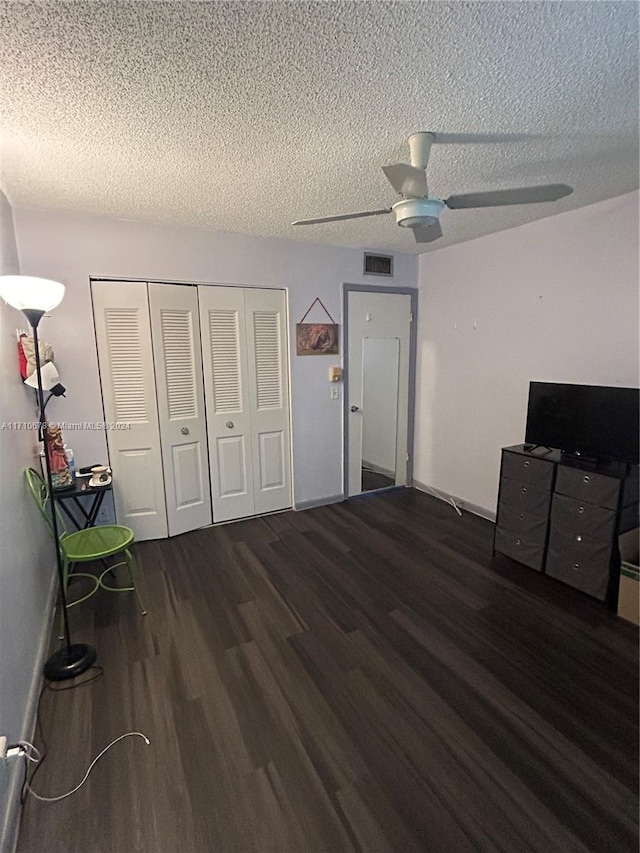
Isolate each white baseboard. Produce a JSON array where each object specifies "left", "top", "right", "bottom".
[
  {"left": 362, "top": 460, "right": 395, "bottom": 479},
  {"left": 294, "top": 493, "right": 345, "bottom": 511},
  {"left": 1, "top": 567, "right": 57, "bottom": 853},
  {"left": 412, "top": 480, "right": 496, "bottom": 522}
]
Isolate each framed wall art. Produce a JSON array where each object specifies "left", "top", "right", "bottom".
[{"left": 296, "top": 298, "right": 339, "bottom": 356}]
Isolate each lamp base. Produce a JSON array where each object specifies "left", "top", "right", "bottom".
[{"left": 44, "top": 643, "right": 97, "bottom": 681}]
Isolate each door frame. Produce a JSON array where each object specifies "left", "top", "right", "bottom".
[{"left": 342, "top": 283, "right": 419, "bottom": 498}]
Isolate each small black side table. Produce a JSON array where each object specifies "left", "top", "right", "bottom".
[{"left": 54, "top": 480, "right": 113, "bottom": 530}]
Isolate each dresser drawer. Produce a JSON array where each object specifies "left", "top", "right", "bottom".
[
  {"left": 545, "top": 540, "right": 611, "bottom": 601},
  {"left": 499, "top": 477, "right": 552, "bottom": 517},
  {"left": 555, "top": 466, "right": 620, "bottom": 509},
  {"left": 494, "top": 528, "right": 545, "bottom": 572},
  {"left": 545, "top": 531, "right": 612, "bottom": 601},
  {"left": 550, "top": 493, "right": 617, "bottom": 543},
  {"left": 497, "top": 504, "right": 548, "bottom": 546},
  {"left": 546, "top": 553, "right": 610, "bottom": 600},
  {"left": 501, "top": 451, "right": 555, "bottom": 489}
]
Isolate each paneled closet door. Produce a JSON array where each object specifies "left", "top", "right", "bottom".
[
  {"left": 92, "top": 280, "right": 168, "bottom": 540},
  {"left": 199, "top": 285, "right": 292, "bottom": 522},
  {"left": 244, "top": 287, "right": 292, "bottom": 516},
  {"left": 148, "top": 283, "right": 212, "bottom": 537},
  {"left": 199, "top": 286, "right": 255, "bottom": 522}
]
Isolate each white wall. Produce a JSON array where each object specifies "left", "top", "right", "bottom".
[
  {"left": 13, "top": 207, "right": 418, "bottom": 509},
  {"left": 414, "top": 191, "right": 640, "bottom": 515},
  {"left": 0, "top": 191, "right": 55, "bottom": 853}
]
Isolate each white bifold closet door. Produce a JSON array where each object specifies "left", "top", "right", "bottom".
[
  {"left": 199, "top": 286, "right": 292, "bottom": 523},
  {"left": 148, "top": 283, "right": 212, "bottom": 537},
  {"left": 92, "top": 280, "right": 168, "bottom": 540}
]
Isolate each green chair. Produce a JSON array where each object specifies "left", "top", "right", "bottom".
[{"left": 26, "top": 468, "right": 146, "bottom": 637}]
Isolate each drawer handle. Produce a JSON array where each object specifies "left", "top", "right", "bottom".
[
  {"left": 515, "top": 538, "right": 521, "bottom": 545},
  {"left": 576, "top": 535, "right": 582, "bottom": 542},
  {"left": 573, "top": 563, "right": 580, "bottom": 570},
  {"left": 578, "top": 506, "right": 584, "bottom": 514},
  {"left": 524, "top": 461, "right": 530, "bottom": 468},
  {"left": 521, "top": 487, "right": 527, "bottom": 494},
  {"left": 583, "top": 475, "right": 590, "bottom": 483},
  {"left": 519, "top": 513, "right": 524, "bottom": 519}
]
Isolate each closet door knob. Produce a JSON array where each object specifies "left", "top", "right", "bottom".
[
  {"left": 181, "top": 427, "right": 189, "bottom": 435},
  {"left": 226, "top": 421, "right": 234, "bottom": 429}
]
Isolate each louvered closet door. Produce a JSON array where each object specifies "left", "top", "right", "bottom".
[
  {"left": 244, "top": 287, "right": 292, "bottom": 515},
  {"left": 149, "top": 283, "right": 212, "bottom": 536},
  {"left": 92, "top": 281, "right": 168, "bottom": 540},
  {"left": 199, "top": 286, "right": 292, "bottom": 522},
  {"left": 199, "top": 286, "right": 255, "bottom": 522}
]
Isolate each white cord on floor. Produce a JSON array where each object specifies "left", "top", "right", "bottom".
[
  {"left": 24, "top": 732, "right": 150, "bottom": 802},
  {"left": 417, "top": 484, "right": 463, "bottom": 517},
  {"left": 17, "top": 741, "right": 41, "bottom": 763}
]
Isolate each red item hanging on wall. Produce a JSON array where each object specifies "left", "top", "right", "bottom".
[
  {"left": 19, "top": 335, "right": 54, "bottom": 380},
  {"left": 18, "top": 335, "right": 29, "bottom": 379}
]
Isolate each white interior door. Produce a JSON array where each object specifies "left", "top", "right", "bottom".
[
  {"left": 199, "top": 285, "right": 292, "bottom": 522},
  {"left": 347, "top": 290, "right": 412, "bottom": 496},
  {"left": 244, "top": 287, "right": 292, "bottom": 516},
  {"left": 149, "top": 283, "right": 212, "bottom": 537},
  {"left": 199, "top": 286, "right": 255, "bottom": 522},
  {"left": 92, "top": 280, "right": 168, "bottom": 540}
]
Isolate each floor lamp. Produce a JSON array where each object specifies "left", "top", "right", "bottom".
[{"left": 0, "top": 276, "right": 97, "bottom": 680}]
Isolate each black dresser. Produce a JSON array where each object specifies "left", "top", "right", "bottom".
[{"left": 494, "top": 444, "right": 639, "bottom": 607}]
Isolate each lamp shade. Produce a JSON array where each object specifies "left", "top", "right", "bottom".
[{"left": 0, "top": 276, "right": 65, "bottom": 312}]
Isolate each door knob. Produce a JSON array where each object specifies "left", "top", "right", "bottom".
[
  {"left": 350, "top": 405, "right": 360, "bottom": 412},
  {"left": 181, "top": 426, "right": 190, "bottom": 435},
  {"left": 226, "top": 421, "right": 234, "bottom": 429}
]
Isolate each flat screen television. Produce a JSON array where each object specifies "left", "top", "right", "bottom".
[{"left": 525, "top": 382, "right": 639, "bottom": 465}]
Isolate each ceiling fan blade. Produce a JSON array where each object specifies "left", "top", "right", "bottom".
[
  {"left": 431, "top": 132, "right": 541, "bottom": 145},
  {"left": 413, "top": 221, "right": 443, "bottom": 244},
  {"left": 382, "top": 163, "right": 428, "bottom": 197},
  {"left": 292, "top": 208, "right": 391, "bottom": 226},
  {"left": 445, "top": 183, "right": 573, "bottom": 209}
]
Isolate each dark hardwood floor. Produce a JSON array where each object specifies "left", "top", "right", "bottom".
[{"left": 17, "top": 489, "right": 639, "bottom": 853}]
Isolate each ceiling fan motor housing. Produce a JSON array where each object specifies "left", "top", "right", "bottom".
[{"left": 392, "top": 197, "right": 445, "bottom": 228}]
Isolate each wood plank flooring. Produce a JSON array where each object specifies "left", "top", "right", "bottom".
[{"left": 17, "top": 489, "right": 639, "bottom": 853}]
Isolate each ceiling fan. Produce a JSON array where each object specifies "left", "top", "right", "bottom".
[{"left": 292, "top": 132, "right": 573, "bottom": 244}]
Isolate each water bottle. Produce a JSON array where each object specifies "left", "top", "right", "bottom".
[{"left": 64, "top": 444, "right": 75, "bottom": 479}]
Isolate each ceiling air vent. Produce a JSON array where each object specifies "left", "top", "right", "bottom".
[{"left": 363, "top": 253, "right": 393, "bottom": 277}]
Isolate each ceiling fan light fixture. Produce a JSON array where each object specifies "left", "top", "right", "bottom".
[
  {"left": 392, "top": 197, "right": 445, "bottom": 228},
  {"left": 404, "top": 215, "right": 438, "bottom": 228}
]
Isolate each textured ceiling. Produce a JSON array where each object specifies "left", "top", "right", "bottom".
[{"left": 1, "top": 1, "right": 638, "bottom": 254}]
